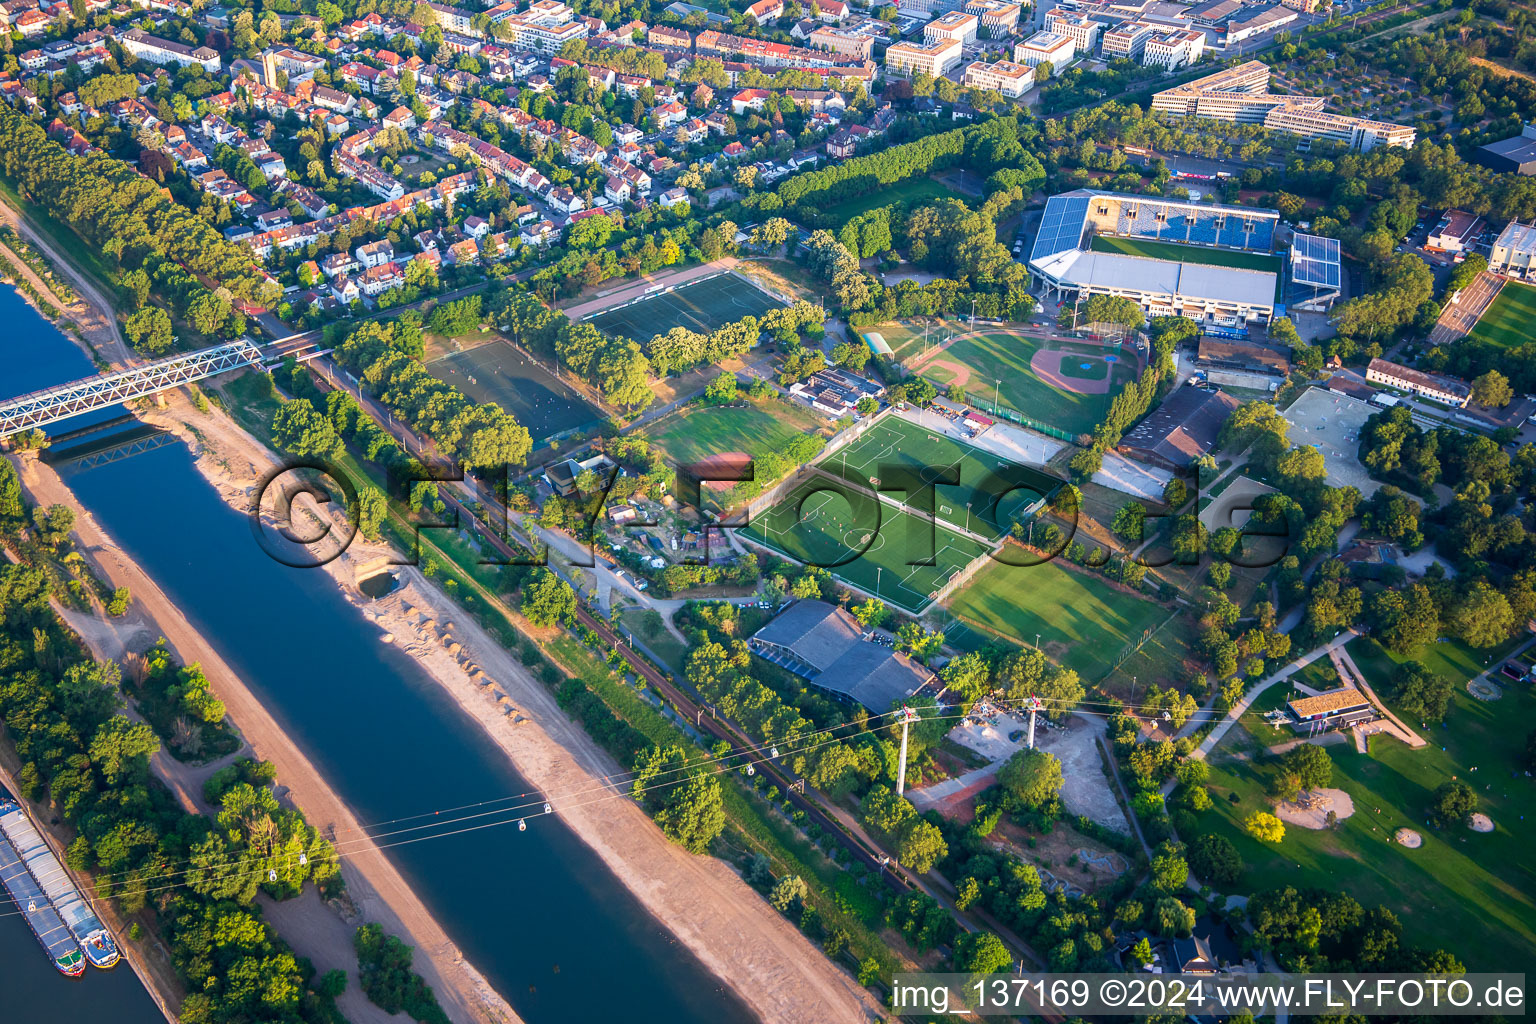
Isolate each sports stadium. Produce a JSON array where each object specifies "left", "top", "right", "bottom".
[{"left": 1028, "top": 189, "right": 1287, "bottom": 327}]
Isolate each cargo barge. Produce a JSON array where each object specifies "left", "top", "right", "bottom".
[
  {"left": 0, "top": 813, "right": 85, "bottom": 975},
  {"left": 0, "top": 790, "right": 121, "bottom": 968}
]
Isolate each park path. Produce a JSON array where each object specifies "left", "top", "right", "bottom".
[
  {"left": 1331, "top": 643, "right": 1427, "bottom": 748},
  {"left": 1161, "top": 630, "right": 1360, "bottom": 795}
]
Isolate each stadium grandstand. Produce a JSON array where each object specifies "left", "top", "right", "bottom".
[
  {"left": 1027, "top": 189, "right": 1282, "bottom": 325},
  {"left": 1288, "top": 232, "right": 1343, "bottom": 310}
]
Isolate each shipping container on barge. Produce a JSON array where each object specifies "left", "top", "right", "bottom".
[
  {"left": 0, "top": 797, "right": 85, "bottom": 975},
  {"left": 0, "top": 789, "right": 121, "bottom": 968}
]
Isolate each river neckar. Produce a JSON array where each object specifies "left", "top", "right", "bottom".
[{"left": 2, "top": 284, "right": 755, "bottom": 1024}]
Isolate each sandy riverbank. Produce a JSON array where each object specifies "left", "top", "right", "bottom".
[
  {"left": 13, "top": 449, "right": 518, "bottom": 1024},
  {"left": 137, "top": 392, "right": 881, "bottom": 1024},
  {"left": 0, "top": 198, "right": 126, "bottom": 363}
]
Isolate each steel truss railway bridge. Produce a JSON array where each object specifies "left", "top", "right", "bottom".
[{"left": 0, "top": 337, "right": 322, "bottom": 439}]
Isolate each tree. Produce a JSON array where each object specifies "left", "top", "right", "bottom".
[
  {"left": 271, "top": 401, "right": 344, "bottom": 460},
  {"left": 1244, "top": 811, "right": 1286, "bottom": 843},
  {"left": 88, "top": 717, "right": 160, "bottom": 785},
  {"left": 1470, "top": 369, "right": 1513, "bottom": 408},
  {"left": 954, "top": 931, "right": 1011, "bottom": 975},
  {"left": 1189, "top": 833, "right": 1243, "bottom": 885},
  {"left": 632, "top": 745, "right": 726, "bottom": 853},
  {"left": 769, "top": 874, "right": 808, "bottom": 911},
  {"left": 997, "top": 748, "right": 1063, "bottom": 810},
  {"left": 1149, "top": 842, "right": 1189, "bottom": 894},
  {"left": 703, "top": 372, "right": 738, "bottom": 405},
  {"left": 106, "top": 587, "right": 130, "bottom": 617},
  {"left": 1111, "top": 501, "right": 1147, "bottom": 542},
  {"left": 1155, "top": 896, "right": 1196, "bottom": 937},
  {"left": 1386, "top": 661, "right": 1453, "bottom": 722},
  {"left": 1446, "top": 581, "right": 1514, "bottom": 648},
  {"left": 521, "top": 568, "right": 576, "bottom": 627},
  {"left": 353, "top": 485, "right": 388, "bottom": 541},
  {"left": 1280, "top": 743, "right": 1333, "bottom": 792},
  {"left": 125, "top": 307, "right": 174, "bottom": 355},
  {"left": 1427, "top": 780, "right": 1476, "bottom": 829}
]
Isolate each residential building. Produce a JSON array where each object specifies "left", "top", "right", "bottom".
[
  {"left": 746, "top": 0, "right": 783, "bottom": 24},
  {"left": 1013, "top": 30, "right": 1076, "bottom": 69},
  {"left": 962, "top": 58, "right": 1034, "bottom": 97},
  {"left": 1142, "top": 28, "right": 1204, "bottom": 69},
  {"left": 1102, "top": 20, "right": 1154, "bottom": 60},
  {"left": 355, "top": 239, "right": 395, "bottom": 268},
  {"left": 965, "top": 0, "right": 1022, "bottom": 36},
  {"left": 885, "top": 37, "right": 964, "bottom": 77},
  {"left": 1365, "top": 358, "right": 1470, "bottom": 408},
  {"left": 925, "top": 10, "right": 980, "bottom": 45},
  {"left": 1425, "top": 210, "right": 1483, "bottom": 253},
  {"left": 1043, "top": 10, "right": 1101, "bottom": 54},
  {"left": 121, "top": 30, "right": 222, "bottom": 72}
]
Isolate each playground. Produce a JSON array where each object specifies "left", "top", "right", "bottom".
[
  {"left": 585, "top": 271, "right": 785, "bottom": 342},
  {"left": 741, "top": 473, "right": 992, "bottom": 614}
]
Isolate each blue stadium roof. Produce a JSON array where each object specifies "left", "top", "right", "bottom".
[{"left": 1290, "top": 232, "right": 1341, "bottom": 290}]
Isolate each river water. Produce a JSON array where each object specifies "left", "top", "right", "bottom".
[{"left": 2, "top": 286, "right": 754, "bottom": 1024}]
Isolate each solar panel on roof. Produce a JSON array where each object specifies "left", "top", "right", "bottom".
[
  {"left": 1030, "top": 194, "right": 1090, "bottom": 262},
  {"left": 1290, "top": 232, "right": 1341, "bottom": 289}
]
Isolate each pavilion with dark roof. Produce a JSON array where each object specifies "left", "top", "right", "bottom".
[{"left": 748, "top": 600, "right": 932, "bottom": 713}]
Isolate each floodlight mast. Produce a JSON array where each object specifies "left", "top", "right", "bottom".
[
  {"left": 1024, "top": 694, "right": 1046, "bottom": 750},
  {"left": 894, "top": 705, "right": 922, "bottom": 797}
]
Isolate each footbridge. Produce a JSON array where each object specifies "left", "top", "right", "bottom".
[{"left": 1, "top": 337, "right": 322, "bottom": 439}]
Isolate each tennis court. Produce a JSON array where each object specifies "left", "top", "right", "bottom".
[
  {"left": 742, "top": 474, "right": 992, "bottom": 614},
  {"left": 427, "top": 338, "right": 602, "bottom": 442},
  {"left": 817, "top": 416, "right": 1061, "bottom": 540},
  {"left": 586, "top": 272, "right": 785, "bottom": 341}
]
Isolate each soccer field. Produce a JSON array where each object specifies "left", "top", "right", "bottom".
[
  {"left": 586, "top": 273, "right": 784, "bottom": 342},
  {"left": 426, "top": 338, "right": 602, "bottom": 442},
  {"left": 946, "top": 556, "right": 1170, "bottom": 681},
  {"left": 1089, "top": 235, "right": 1283, "bottom": 274},
  {"left": 1466, "top": 279, "right": 1536, "bottom": 349},
  {"left": 920, "top": 330, "right": 1140, "bottom": 438},
  {"left": 638, "top": 398, "right": 826, "bottom": 466},
  {"left": 742, "top": 474, "right": 992, "bottom": 613},
  {"left": 818, "top": 416, "right": 1060, "bottom": 540}
]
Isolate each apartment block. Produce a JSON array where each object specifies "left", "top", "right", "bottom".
[
  {"left": 962, "top": 58, "right": 1035, "bottom": 96},
  {"left": 925, "top": 10, "right": 980, "bottom": 45},
  {"left": 1013, "top": 30, "right": 1076, "bottom": 69},
  {"left": 885, "top": 37, "right": 964, "bottom": 77},
  {"left": 1142, "top": 28, "right": 1203, "bottom": 69},
  {"left": 1043, "top": 11, "right": 1101, "bottom": 54}
]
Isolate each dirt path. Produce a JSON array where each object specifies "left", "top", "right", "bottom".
[
  {"left": 12, "top": 450, "right": 518, "bottom": 1024},
  {"left": 138, "top": 395, "right": 879, "bottom": 1024},
  {"left": 0, "top": 197, "right": 126, "bottom": 363}
]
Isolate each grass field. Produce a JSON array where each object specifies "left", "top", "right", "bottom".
[
  {"left": 814, "top": 177, "right": 958, "bottom": 226},
  {"left": 1466, "top": 280, "right": 1536, "bottom": 350},
  {"left": 742, "top": 473, "right": 991, "bottom": 613},
  {"left": 1089, "top": 235, "right": 1283, "bottom": 274},
  {"left": 426, "top": 337, "right": 601, "bottom": 442},
  {"left": 638, "top": 397, "right": 826, "bottom": 466},
  {"left": 1198, "top": 638, "right": 1536, "bottom": 971},
  {"left": 815, "top": 415, "right": 1059, "bottom": 540},
  {"left": 586, "top": 273, "right": 784, "bottom": 342},
  {"left": 946, "top": 556, "right": 1170, "bottom": 682},
  {"left": 923, "top": 330, "right": 1139, "bottom": 438}
]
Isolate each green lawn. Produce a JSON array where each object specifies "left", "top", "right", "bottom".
[
  {"left": 638, "top": 398, "right": 825, "bottom": 467},
  {"left": 0, "top": 176, "right": 121, "bottom": 307},
  {"left": 1196, "top": 642, "right": 1536, "bottom": 972},
  {"left": 1466, "top": 280, "right": 1536, "bottom": 350},
  {"left": 814, "top": 414, "right": 1060, "bottom": 541},
  {"left": 945, "top": 557, "right": 1170, "bottom": 683},
  {"left": 741, "top": 473, "right": 992, "bottom": 614},
  {"left": 814, "top": 177, "right": 958, "bottom": 227},
  {"left": 1089, "top": 234, "right": 1283, "bottom": 273},
  {"left": 923, "top": 330, "right": 1139, "bottom": 438}
]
